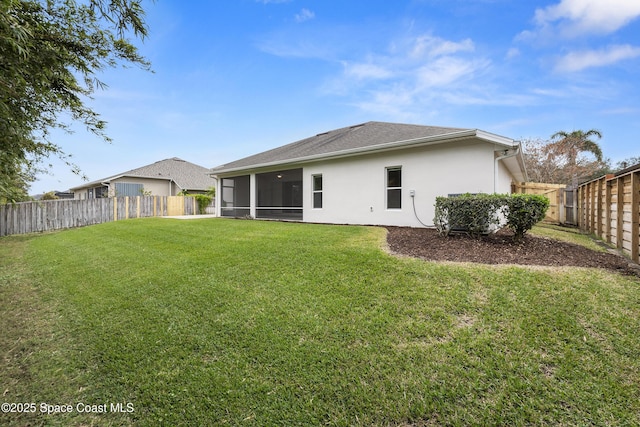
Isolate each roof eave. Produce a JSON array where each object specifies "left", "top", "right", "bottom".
[
  {"left": 498, "top": 144, "right": 528, "bottom": 183},
  {"left": 69, "top": 174, "right": 174, "bottom": 191},
  {"left": 212, "top": 129, "right": 515, "bottom": 176}
]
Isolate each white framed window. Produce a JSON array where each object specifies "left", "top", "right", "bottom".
[
  {"left": 312, "top": 174, "right": 323, "bottom": 209},
  {"left": 386, "top": 166, "right": 402, "bottom": 209}
]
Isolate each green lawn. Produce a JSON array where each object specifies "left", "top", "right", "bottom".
[
  {"left": 530, "top": 223, "right": 611, "bottom": 253},
  {"left": 1, "top": 218, "right": 639, "bottom": 426}
]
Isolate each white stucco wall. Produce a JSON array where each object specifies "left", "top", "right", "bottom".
[
  {"left": 215, "top": 138, "right": 520, "bottom": 227},
  {"left": 495, "top": 157, "right": 514, "bottom": 194},
  {"left": 303, "top": 139, "right": 514, "bottom": 227}
]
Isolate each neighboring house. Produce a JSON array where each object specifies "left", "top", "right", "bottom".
[
  {"left": 32, "top": 191, "right": 74, "bottom": 200},
  {"left": 210, "top": 121, "right": 527, "bottom": 227},
  {"left": 71, "top": 157, "right": 216, "bottom": 199}
]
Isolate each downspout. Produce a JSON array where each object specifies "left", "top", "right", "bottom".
[{"left": 494, "top": 145, "right": 520, "bottom": 193}]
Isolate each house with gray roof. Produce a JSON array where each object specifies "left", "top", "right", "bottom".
[
  {"left": 71, "top": 157, "right": 216, "bottom": 199},
  {"left": 210, "top": 121, "right": 527, "bottom": 227}
]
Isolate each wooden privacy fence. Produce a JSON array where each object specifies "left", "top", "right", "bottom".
[
  {"left": 577, "top": 166, "right": 640, "bottom": 264},
  {"left": 0, "top": 196, "right": 202, "bottom": 237}
]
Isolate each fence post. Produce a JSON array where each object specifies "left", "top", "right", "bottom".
[
  {"left": 632, "top": 171, "right": 639, "bottom": 263},
  {"left": 0, "top": 204, "right": 5, "bottom": 236},
  {"left": 577, "top": 186, "right": 582, "bottom": 229},
  {"left": 596, "top": 178, "right": 603, "bottom": 238},
  {"left": 616, "top": 179, "right": 624, "bottom": 250},
  {"left": 605, "top": 180, "right": 612, "bottom": 244},
  {"left": 572, "top": 188, "right": 580, "bottom": 225}
]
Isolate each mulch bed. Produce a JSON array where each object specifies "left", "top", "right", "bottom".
[{"left": 385, "top": 227, "right": 640, "bottom": 277}]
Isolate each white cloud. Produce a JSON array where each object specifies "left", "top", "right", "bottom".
[
  {"left": 410, "top": 35, "right": 474, "bottom": 59},
  {"left": 327, "top": 34, "right": 494, "bottom": 118},
  {"left": 506, "top": 48, "right": 520, "bottom": 59},
  {"left": 342, "top": 62, "right": 393, "bottom": 80},
  {"left": 260, "top": 28, "right": 509, "bottom": 118},
  {"left": 533, "top": 0, "right": 640, "bottom": 37},
  {"left": 415, "top": 57, "right": 479, "bottom": 89},
  {"left": 555, "top": 44, "right": 640, "bottom": 72},
  {"left": 295, "top": 8, "right": 315, "bottom": 23},
  {"left": 600, "top": 107, "right": 640, "bottom": 115},
  {"left": 257, "top": 36, "right": 334, "bottom": 59},
  {"left": 353, "top": 88, "right": 416, "bottom": 116}
]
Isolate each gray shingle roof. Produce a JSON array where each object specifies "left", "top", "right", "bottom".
[
  {"left": 72, "top": 158, "right": 215, "bottom": 191},
  {"left": 211, "top": 121, "right": 479, "bottom": 173}
]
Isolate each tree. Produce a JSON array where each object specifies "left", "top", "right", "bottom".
[
  {"left": 546, "top": 129, "right": 605, "bottom": 184},
  {"left": 548, "top": 129, "right": 603, "bottom": 163},
  {"left": 522, "top": 130, "right": 609, "bottom": 185},
  {"left": 0, "top": 0, "right": 151, "bottom": 203},
  {"left": 614, "top": 156, "right": 640, "bottom": 172},
  {"left": 0, "top": 151, "right": 32, "bottom": 203},
  {"left": 40, "top": 191, "right": 59, "bottom": 200},
  {"left": 521, "top": 138, "right": 562, "bottom": 183}
]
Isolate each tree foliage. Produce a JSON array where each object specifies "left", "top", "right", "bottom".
[
  {"left": 40, "top": 191, "right": 59, "bottom": 200},
  {"left": 0, "top": 0, "right": 151, "bottom": 203},
  {"left": 614, "top": 156, "right": 640, "bottom": 172},
  {"left": 522, "top": 129, "right": 609, "bottom": 185},
  {"left": 187, "top": 194, "right": 213, "bottom": 214},
  {"left": 549, "top": 129, "right": 603, "bottom": 165}
]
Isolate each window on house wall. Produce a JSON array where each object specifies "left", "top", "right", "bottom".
[
  {"left": 386, "top": 167, "right": 402, "bottom": 209},
  {"left": 95, "top": 186, "right": 108, "bottom": 198},
  {"left": 312, "top": 174, "right": 323, "bottom": 209},
  {"left": 221, "top": 175, "right": 250, "bottom": 217},
  {"left": 114, "top": 182, "right": 144, "bottom": 197}
]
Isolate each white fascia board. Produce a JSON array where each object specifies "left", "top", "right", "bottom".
[
  {"left": 475, "top": 129, "right": 515, "bottom": 147},
  {"left": 213, "top": 129, "right": 515, "bottom": 176}
]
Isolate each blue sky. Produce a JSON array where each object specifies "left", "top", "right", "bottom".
[{"left": 33, "top": 0, "right": 640, "bottom": 194}]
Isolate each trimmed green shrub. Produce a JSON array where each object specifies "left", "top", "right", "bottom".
[
  {"left": 434, "top": 193, "right": 549, "bottom": 240},
  {"left": 187, "top": 194, "right": 213, "bottom": 214},
  {"left": 504, "top": 194, "right": 550, "bottom": 240},
  {"left": 434, "top": 193, "right": 508, "bottom": 237}
]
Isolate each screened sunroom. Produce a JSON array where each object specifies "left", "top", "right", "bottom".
[{"left": 220, "top": 168, "right": 303, "bottom": 220}]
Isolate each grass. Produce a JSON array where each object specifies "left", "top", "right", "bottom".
[
  {"left": 1, "top": 218, "right": 639, "bottom": 426},
  {"left": 530, "top": 223, "right": 610, "bottom": 253}
]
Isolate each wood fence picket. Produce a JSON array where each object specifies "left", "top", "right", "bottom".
[
  {"left": 578, "top": 167, "right": 640, "bottom": 265},
  {"left": 0, "top": 196, "right": 209, "bottom": 237}
]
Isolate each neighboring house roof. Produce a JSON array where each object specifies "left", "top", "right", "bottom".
[
  {"left": 70, "top": 157, "right": 215, "bottom": 191},
  {"left": 211, "top": 121, "right": 523, "bottom": 177}
]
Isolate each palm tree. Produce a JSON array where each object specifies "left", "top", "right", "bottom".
[
  {"left": 548, "top": 129, "right": 603, "bottom": 166},
  {"left": 545, "top": 129, "right": 604, "bottom": 185}
]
